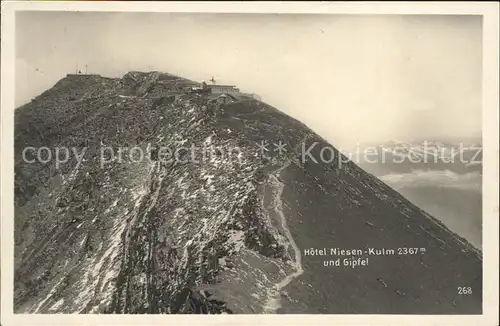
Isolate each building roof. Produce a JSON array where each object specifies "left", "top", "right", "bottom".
[{"left": 206, "top": 84, "right": 236, "bottom": 88}]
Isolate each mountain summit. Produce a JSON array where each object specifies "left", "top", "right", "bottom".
[{"left": 14, "top": 71, "right": 481, "bottom": 314}]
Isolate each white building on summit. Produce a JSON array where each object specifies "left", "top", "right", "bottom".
[
  {"left": 201, "top": 81, "right": 240, "bottom": 95},
  {"left": 198, "top": 76, "right": 261, "bottom": 101}
]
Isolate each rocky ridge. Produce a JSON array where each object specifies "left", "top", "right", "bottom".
[{"left": 14, "top": 71, "right": 482, "bottom": 314}]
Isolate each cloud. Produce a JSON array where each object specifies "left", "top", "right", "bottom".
[{"left": 379, "top": 170, "right": 482, "bottom": 192}]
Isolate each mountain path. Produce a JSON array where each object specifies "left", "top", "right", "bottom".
[
  {"left": 263, "top": 163, "right": 304, "bottom": 313},
  {"left": 262, "top": 145, "right": 307, "bottom": 313}
]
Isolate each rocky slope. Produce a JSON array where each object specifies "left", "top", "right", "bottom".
[{"left": 14, "top": 71, "right": 482, "bottom": 314}]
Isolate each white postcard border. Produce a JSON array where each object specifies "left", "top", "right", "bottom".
[{"left": 1, "top": 2, "right": 498, "bottom": 326}]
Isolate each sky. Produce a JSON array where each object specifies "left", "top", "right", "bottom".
[{"left": 15, "top": 12, "right": 483, "bottom": 148}]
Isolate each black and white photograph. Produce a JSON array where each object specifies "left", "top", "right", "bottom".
[{"left": 1, "top": 2, "right": 499, "bottom": 325}]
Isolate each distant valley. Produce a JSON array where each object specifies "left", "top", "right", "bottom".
[{"left": 353, "top": 140, "right": 482, "bottom": 250}]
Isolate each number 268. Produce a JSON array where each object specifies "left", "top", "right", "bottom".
[{"left": 457, "top": 287, "right": 472, "bottom": 295}]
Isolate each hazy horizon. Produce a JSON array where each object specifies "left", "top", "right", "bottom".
[{"left": 16, "top": 12, "right": 482, "bottom": 148}]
